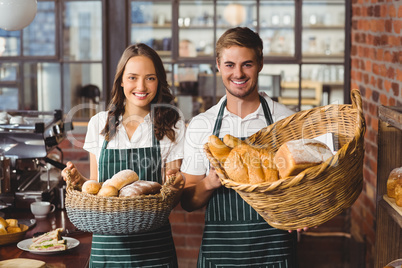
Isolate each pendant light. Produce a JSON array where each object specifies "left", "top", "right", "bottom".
[
  {"left": 223, "top": 2, "right": 246, "bottom": 26},
  {"left": 0, "top": 0, "right": 37, "bottom": 31}
]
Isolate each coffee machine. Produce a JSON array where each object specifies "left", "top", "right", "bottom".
[{"left": 0, "top": 110, "right": 72, "bottom": 209}]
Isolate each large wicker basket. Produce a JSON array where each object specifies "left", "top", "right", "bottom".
[
  {"left": 205, "top": 89, "right": 365, "bottom": 230},
  {"left": 65, "top": 175, "right": 177, "bottom": 234}
]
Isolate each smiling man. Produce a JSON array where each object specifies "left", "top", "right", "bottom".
[{"left": 181, "top": 27, "right": 298, "bottom": 267}]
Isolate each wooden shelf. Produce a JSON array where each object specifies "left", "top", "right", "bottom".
[{"left": 375, "top": 106, "right": 402, "bottom": 268}]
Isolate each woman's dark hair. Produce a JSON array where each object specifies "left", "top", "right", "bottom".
[{"left": 101, "top": 43, "right": 180, "bottom": 142}]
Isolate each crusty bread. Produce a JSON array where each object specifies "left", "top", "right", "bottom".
[
  {"left": 0, "top": 226, "right": 7, "bottom": 235},
  {"left": 119, "top": 180, "right": 162, "bottom": 197},
  {"left": 387, "top": 167, "right": 402, "bottom": 199},
  {"left": 97, "top": 185, "right": 118, "bottom": 197},
  {"left": 224, "top": 146, "right": 250, "bottom": 184},
  {"left": 274, "top": 139, "right": 333, "bottom": 178},
  {"left": 0, "top": 217, "right": 8, "bottom": 229},
  {"left": 82, "top": 180, "right": 102, "bottom": 195},
  {"left": 224, "top": 144, "right": 279, "bottom": 184},
  {"left": 208, "top": 135, "right": 232, "bottom": 163},
  {"left": 6, "top": 226, "right": 22, "bottom": 233},
  {"left": 396, "top": 184, "right": 402, "bottom": 207},
  {"left": 104, "top": 169, "right": 139, "bottom": 190},
  {"left": 223, "top": 134, "right": 244, "bottom": 148}
]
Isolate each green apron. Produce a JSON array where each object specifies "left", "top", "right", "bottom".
[
  {"left": 89, "top": 130, "right": 178, "bottom": 268},
  {"left": 198, "top": 96, "right": 298, "bottom": 268}
]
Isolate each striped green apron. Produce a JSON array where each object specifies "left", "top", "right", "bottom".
[
  {"left": 198, "top": 96, "right": 298, "bottom": 268},
  {"left": 89, "top": 131, "right": 178, "bottom": 268}
]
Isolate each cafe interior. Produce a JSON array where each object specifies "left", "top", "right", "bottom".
[{"left": 0, "top": 1, "right": 401, "bottom": 267}]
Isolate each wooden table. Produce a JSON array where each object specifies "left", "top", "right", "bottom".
[{"left": 0, "top": 208, "right": 92, "bottom": 268}]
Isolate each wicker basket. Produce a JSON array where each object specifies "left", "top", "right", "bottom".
[
  {"left": 0, "top": 224, "right": 29, "bottom": 246},
  {"left": 65, "top": 175, "right": 177, "bottom": 234},
  {"left": 205, "top": 89, "right": 365, "bottom": 230}
]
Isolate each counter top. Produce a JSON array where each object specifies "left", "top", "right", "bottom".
[{"left": 0, "top": 208, "right": 92, "bottom": 268}]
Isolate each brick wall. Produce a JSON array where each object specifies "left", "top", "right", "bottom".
[{"left": 350, "top": 1, "right": 402, "bottom": 267}]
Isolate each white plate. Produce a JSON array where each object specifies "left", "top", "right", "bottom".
[{"left": 17, "top": 237, "right": 79, "bottom": 255}]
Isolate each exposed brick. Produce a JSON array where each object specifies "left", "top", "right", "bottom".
[
  {"left": 391, "top": 82, "right": 399, "bottom": 97},
  {"left": 371, "top": 90, "right": 380, "bottom": 102}
]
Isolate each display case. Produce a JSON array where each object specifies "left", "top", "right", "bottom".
[
  {"left": 129, "top": 0, "right": 350, "bottom": 119},
  {"left": 374, "top": 106, "right": 402, "bottom": 268}
]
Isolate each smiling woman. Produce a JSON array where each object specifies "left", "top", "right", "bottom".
[{"left": 60, "top": 43, "right": 186, "bottom": 268}]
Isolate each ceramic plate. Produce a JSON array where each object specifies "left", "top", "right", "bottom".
[{"left": 17, "top": 237, "right": 79, "bottom": 255}]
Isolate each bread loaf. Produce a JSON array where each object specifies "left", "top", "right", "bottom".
[
  {"left": 396, "top": 184, "right": 402, "bottom": 207},
  {"left": 119, "top": 180, "right": 162, "bottom": 197},
  {"left": 82, "top": 180, "right": 102, "bottom": 195},
  {"left": 208, "top": 135, "right": 232, "bottom": 163},
  {"left": 274, "top": 139, "right": 333, "bottom": 178},
  {"left": 97, "top": 185, "right": 118, "bottom": 197},
  {"left": 103, "top": 169, "right": 139, "bottom": 190},
  {"left": 386, "top": 167, "right": 402, "bottom": 199},
  {"left": 224, "top": 144, "right": 279, "bottom": 184},
  {"left": 223, "top": 134, "right": 244, "bottom": 148}
]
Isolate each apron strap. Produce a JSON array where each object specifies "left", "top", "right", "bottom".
[
  {"left": 212, "top": 95, "right": 274, "bottom": 137},
  {"left": 212, "top": 99, "right": 227, "bottom": 137}
]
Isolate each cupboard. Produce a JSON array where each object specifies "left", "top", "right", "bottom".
[{"left": 374, "top": 106, "right": 402, "bottom": 267}]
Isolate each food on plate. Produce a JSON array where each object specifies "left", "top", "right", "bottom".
[
  {"left": 29, "top": 228, "right": 66, "bottom": 251},
  {"left": 387, "top": 167, "right": 402, "bottom": 199},
  {"left": 223, "top": 134, "right": 244, "bottom": 148},
  {"left": 208, "top": 135, "right": 232, "bottom": 163},
  {"left": 224, "top": 144, "right": 279, "bottom": 184},
  {"left": 97, "top": 185, "right": 119, "bottom": 197},
  {"left": 119, "top": 180, "right": 162, "bottom": 197},
  {"left": 103, "top": 169, "right": 139, "bottom": 190},
  {"left": 82, "top": 180, "right": 102, "bottom": 195},
  {"left": 274, "top": 139, "right": 333, "bottom": 178},
  {"left": 6, "top": 226, "right": 22, "bottom": 233},
  {"left": 0, "top": 217, "right": 22, "bottom": 235},
  {"left": 5, "top": 219, "right": 18, "bottom": 227}
]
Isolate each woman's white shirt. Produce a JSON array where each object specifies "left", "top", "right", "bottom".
[{"left": 83, "top": 111, "right": 185, "bottom": 175}]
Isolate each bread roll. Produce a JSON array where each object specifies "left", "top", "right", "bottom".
[
  {"left": 7, "top": 226, "right": 22, "bottom": 233},
  {"left": 224, "top": 144, "right": 279, "bottom": 184},
  {"left": 387, "top": 167, "right": 402, "bottom": 199},
  {"left": 104, "top": 169, "right": 139, "bottom": 190},
  {"left": 395, "top": 184, "right": 402, "bottom": 207},
  {"left": 223, "top": 134, "right": 244, "bottom": 148},
  {"left": 0, "top": 217, "right": 8, "bottom": 229},
  {"left": 82, "top": 180, "right": 102, "bottom": 195},
  {"left": 274, "top": 139, "right": 333, "bottom": 178},
  {"left": 208, "top": 135, "right": 232, "bottom": 163},
  {"left": 260, "top": 151, "right": 280, "bottom": 183},
  {"left": 224, "top": 147, "right": 249, "bottom": 184},
  {"left": 0, "top": 226, "right": 7, "bottom": 235},
  {"left": 97, "top": 185, "right": 118, "bottom": 197},
  {"left": 119, "top": 180, "right": 162, "bottom": 197}
]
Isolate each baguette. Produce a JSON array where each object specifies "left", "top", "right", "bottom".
[
  {"left": 208, "top": 135, "right": 232, "bottom": 163},
  {"left": 103, "top": 169, "right": 139, "bottom": 190},
  {"left": 223, "top": 134, "right": 244, "bottom": 148}
]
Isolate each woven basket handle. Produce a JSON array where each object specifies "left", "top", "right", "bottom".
[
  {"left": 160, "top": 173, "right": 177, "bottom": 201},
  {"left": 350, "top": 89, "right": 366, "bottom": 140}
]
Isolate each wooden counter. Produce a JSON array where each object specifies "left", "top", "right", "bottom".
[{"left": 0, "top": 208, "right": 92, "bottom": 268}]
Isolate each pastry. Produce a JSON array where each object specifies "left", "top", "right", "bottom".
[
  {"left": 208, "top": 135, "right": 232, "bottom": 163},
  {"left": 97, "top": 185, "right": 119, "bottom": 197},
  {"left": 82, "top": 180, "right": 102, "bottom": 195},
  {"left": 386, "top": 167, "right": 402, "bottom": 199},
  {"left": 223, "top": 134, "right": 244, "bottom": 148},
  {"left": 103, "top": 169, "right": 139, "bottom": 190},
  {"left": 225, "top": 144, "right": 279, "bottom": 184},
  {"left": 274, "top": 139, "right": 333, "bottom": 178},
  {"left": 119, "top": 180, "right": 162, "bottom": 197}
]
